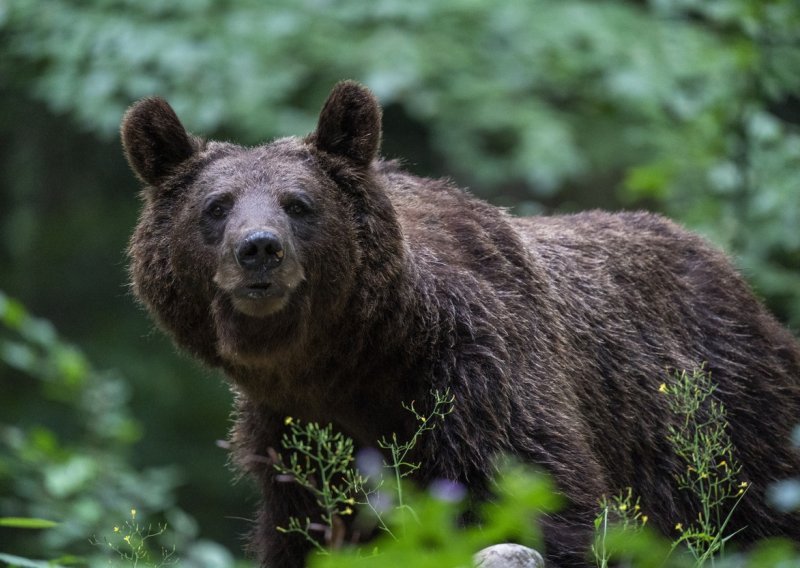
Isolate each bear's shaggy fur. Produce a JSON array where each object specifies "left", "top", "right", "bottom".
[{"left": 122, "top": 82, "right": 800, "bottom": 567}]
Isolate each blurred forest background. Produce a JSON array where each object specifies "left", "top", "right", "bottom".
[{"left": 1, "top": 0, "right": 799, "bottom": 565}]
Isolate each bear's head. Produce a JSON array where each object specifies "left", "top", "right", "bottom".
[{"left": 122, "top": 82, "right": 401, "bottom": 372}]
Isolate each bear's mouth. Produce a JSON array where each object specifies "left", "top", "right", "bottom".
[
  {"left": 227, "top": 280, "right": 292, "bottom": 318},
  {"left": 234, "top": 282, "right": 276, "bottom": 300}
]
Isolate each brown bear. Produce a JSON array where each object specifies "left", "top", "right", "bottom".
[{"left": 122, "top": 81, "right": 800, "bottom": 567}]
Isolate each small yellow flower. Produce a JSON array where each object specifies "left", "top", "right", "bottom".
[
  {"left": 718, "top": 460, "right": 727, "bottom": 468},
  {"left": 284, "top": 416, "right": 293, "bottom": 426},
  {"left": 641, "top": 515, "right": 649, "bottom": 525},
  {"left": 675, "top": 523, "right": 683, "bottom": 532},
  {"left": 342, "top": 507, "right": 353, "bottom": 516},
  {"left": 124, "top": 535, "right": 131, "bottom": 544},
  {"left": 345, "top": 498, "right": 356, "bottom": 505},
  {"left": 113, "top": 526, "right": 120, "bottom": 533},
  {"left": 634, "top": 504, "right": 640, "bottom": 511},
  {"left": 739, "top": 481, "right": 749, "bottom": 488},
  {"left": 130, "top": 509, "right": 136, "bottom": 519},
  {"left": 658, "top": 383, "right": 668, "bottom": 393},
  {"left": 619, "top": 504, "right": 627, "bottom": 511}
]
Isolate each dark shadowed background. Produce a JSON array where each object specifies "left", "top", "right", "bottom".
[{"left": 1, "top": 0, "right": 798, "bottom": 565}]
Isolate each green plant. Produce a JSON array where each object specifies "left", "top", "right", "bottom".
[
  {"left": 661, "top": 367, "right": 748, "bottom": 564},
  {"left": 369, "top": 391, "right": 455, "bottom": 536},
  {"left": 593, "top": 487, "right": 649, "bottom": 568},
  {"left": 94, "top": 509, "right": 175, "bottom": 568},
  {"left": 274, "top": 420, "right": 365, "bottom": 553},
  {"left": 591, "top": 367, "right": 799, "bottom": 568},
  {"left": 273, "top": 390, "right": 454, "bottom": 554},
  {"left": 271, "top": 387, "right": 568, "bottom": 567}
]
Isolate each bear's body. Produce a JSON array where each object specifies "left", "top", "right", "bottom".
[{"left": 123, "top": 82, "right": 800, "bottom": 567}]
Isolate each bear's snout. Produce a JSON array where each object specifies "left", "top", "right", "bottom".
[
  {"left": 235, "top": 230, "right": 284, "bottom": 271},
  {"left": 213, "top": 225, "right": 304, "bottom": 319}
]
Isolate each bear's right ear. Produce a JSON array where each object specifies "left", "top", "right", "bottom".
[
  {"left": 308, "top": 81, "right": 382, "bottom": 167},
  {"left": 120, "top": 97, "right": 200, "bottom": 186}
]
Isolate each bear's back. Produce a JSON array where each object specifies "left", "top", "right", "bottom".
[{"left": 383, "top": 170, "right": 800, "bottom": 534}]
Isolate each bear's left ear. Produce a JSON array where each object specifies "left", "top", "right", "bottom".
[
  {"left": 308, "top": 81, "right": 382, "bottom": 167},
  {"left": 120, "top": 97, "right": 201, "bottom": 186}
]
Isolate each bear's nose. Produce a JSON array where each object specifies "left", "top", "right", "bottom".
[{"left": 235, "top": 231, "right": 284, "bottom": 271}]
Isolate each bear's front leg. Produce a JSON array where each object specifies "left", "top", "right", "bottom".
[
  {"left": 230, "top": 402, "right": 325, "bottom": 567},
  {"left": 250, "top": 471, "right": 323, "bottom": 568}
]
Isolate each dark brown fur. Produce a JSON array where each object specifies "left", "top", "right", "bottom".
[{"left": 122, "top": 81, "right": 800, "bottom": 567}]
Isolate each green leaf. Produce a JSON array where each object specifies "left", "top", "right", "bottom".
[
  {"left": 623, "top": 162, "right": 675, "bottom": 200},
  {"left": 0, "top": 517, "right": 58, "bottom": 529},
  {"left": 0, "top": 295, "right": 27, "bottom": 330}
]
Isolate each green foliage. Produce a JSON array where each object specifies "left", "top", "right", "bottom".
[
  {"left": 593, "top": 487, "right": 653, "bottom": 568},
  {"left": 273, "top": 390, "right": 455, "bottom": 554},
  {"left": 274, "top": 419, "right": 364, "bottom": 553},
  {"left": 373, "top": 392, "right": 456, "bottom": 522},
  {"left": 0, "top": 293, "right": 238, "bottom": 566},
  {"left": 94, "top": 509, "right": 175, "bottom": 568},
  {"left": 310, "top": 464, "right": 561, "bottom": 568},
  {"left": 661, "top": 367, "right": 748, "bottom": 562},
  {"left": 594, "top": 367, "right": 800, "bottom": 568}
]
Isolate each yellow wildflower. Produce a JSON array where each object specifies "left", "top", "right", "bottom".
[
  {"left": 113, "top": 526, "right": 120, "bottom": 533},
  {"left": 619, "top": 504, "right": 627, "bottom": 511},
  {"left": 284, "top": 416, "right": 293, "bottom": 426},
  {"left": 641, "top": 515, "right": 648, "bottom": 525},
  {"left": 675, "top": 523, "right": 683, "bottom": 532},
  {"left": 658, "top": 383, "right": 668, "bottom": 393},
  {"left": 130, "top": 509, "right": 136, "bottom": 519},
  {"left": 342, "top": 507, "right": 353, "bottom": 516}
]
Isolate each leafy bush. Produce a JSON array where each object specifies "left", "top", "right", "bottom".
[{"left": 0, "top": 292, "right": 240, "bottom": 567}]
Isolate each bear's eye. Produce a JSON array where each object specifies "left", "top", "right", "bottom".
[
  {"left": 204, "top": 198, "right": 231, "bottom": 221},
  {"left": 284, "top": 198, "right": 312, "bottom": 217},
  {"left": 209, "top": 205, "right": 226, "bottom": 219}
]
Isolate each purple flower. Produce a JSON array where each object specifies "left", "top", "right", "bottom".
[
  {"left": 356, "top": 447, "right": 385, "bottom": 478},
  {"left": 428, "top": 479, "right": 467, "bottom": 503}
]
